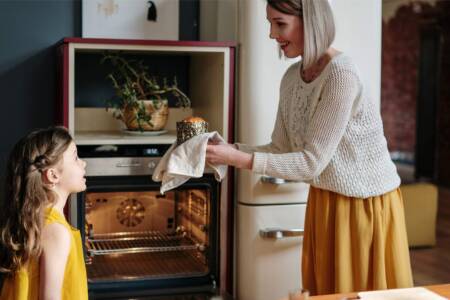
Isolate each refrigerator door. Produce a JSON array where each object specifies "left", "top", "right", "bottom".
[
  {"left": 237, "top": 203, "right": 307, "bottom": 300},
  {"left": 236, "top": 0, "right": 307, "bottom": 206}
]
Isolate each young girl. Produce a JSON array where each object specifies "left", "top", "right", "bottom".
[
  {"left": 206, "top": 0, "right": 413, "bottom": 296},
  {"left": 0, "top": 126, "right": 88, "bottom": 299}
]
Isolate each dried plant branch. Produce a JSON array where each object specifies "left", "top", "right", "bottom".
[{"left": 101, "top": 52, "right": 191, "bottom": 130}]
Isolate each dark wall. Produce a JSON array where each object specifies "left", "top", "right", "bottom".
[
  {"left": 0, "top": 0, "right": 81, "bottom": 185},
  {"left": 75, "top": 52, "right": 191, "bottom": 108},
  {"left": 0, "top": 0, "right": 199, "bottom": 193}
]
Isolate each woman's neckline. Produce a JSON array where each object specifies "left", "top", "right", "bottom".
[{"left": 298, "top": 52, "right": 344, "bottom": 87}]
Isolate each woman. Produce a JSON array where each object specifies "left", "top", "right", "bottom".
[{"left": 206, "top": 0, "right": 413, "bottom": 295}]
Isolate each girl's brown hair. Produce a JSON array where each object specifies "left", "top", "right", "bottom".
[{"left": 0, "top": 126, "right": 72, "bottom": 275}]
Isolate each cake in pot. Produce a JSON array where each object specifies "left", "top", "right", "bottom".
[{"left": 176, "top": 117, "right": 208, "bottom": 145}]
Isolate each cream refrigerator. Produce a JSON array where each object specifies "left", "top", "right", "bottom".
[{"left": 236, "top": 1, "right": 382, "bottom": 300}]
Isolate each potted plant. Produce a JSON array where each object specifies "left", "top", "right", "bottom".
[{"left": 101, "top": 53, "right": 191, "bottom": 132}]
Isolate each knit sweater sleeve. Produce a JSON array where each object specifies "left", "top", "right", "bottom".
[
  {"left": 235, "top": 103, "right": 290, "bottom": 154},
  {"left": 252, "top": 69, "right": 360, "bottom": 181}
]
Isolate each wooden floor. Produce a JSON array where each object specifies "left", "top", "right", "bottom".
[{"left": 410, "top": 187, "right": 450, "bottom": 286}]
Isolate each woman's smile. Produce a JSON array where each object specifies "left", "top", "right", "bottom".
[{"left": 278, "top": 40, "right": 290, "bottom": 51}]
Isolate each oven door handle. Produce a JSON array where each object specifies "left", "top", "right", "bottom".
[
  {"left": 116, "top": 162, "right": 142, "bottom": 168},
  {"left": 259, "top": 228, "right": 304, "bottom": 239}
]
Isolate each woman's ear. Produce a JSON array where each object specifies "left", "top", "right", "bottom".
[{"left": 41, "top": 168, "right": 60, "bottom": 187}]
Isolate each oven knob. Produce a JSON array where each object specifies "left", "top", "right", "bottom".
[{"left": 147, "top": 161, "right": 156, "bottom": 169}]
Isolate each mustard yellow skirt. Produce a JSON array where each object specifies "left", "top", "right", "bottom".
[{"left": 302, "top": 186, "right": 413, "bottom": 295}]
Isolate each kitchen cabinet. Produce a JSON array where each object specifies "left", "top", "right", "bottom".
[{"left": 57, "top": 37, "right": 236, "bottom": 293}]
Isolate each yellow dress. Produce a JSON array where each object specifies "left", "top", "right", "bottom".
[
  {"left": 0, "top": 208, "right": 88, "bottom": 299},
  {"left": 302, "top": 186, "right": 413, "bottom": 296}
]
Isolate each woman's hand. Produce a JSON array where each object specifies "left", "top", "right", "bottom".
[{"left": 206, "top": 142, "right": 253, "bottom": 169}]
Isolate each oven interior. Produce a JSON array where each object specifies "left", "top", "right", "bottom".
[{"left": 78, "top": 178, "right": 219, "bottom": 288}]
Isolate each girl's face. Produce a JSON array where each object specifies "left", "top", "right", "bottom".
[
  {"left": 57, "top": 141, "right": 87, "bottom": 194},
  {"left": 266, "top": 4, "right": 304, "bottom": 58}
]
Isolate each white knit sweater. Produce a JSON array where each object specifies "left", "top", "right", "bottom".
[{"left": 237, "top": 54, "right": 400, "bottom": 198}]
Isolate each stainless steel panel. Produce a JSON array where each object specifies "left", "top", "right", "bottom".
[
  {"left": 84, "top": 157, "right": 215, "bottom": 176},
  {"left": 84, "top": 157, "right": 159, "bottom": 176}
]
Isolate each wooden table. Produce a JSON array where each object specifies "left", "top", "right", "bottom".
[{"left": 279, "top": 284, "right": 450, "bottom": 299}]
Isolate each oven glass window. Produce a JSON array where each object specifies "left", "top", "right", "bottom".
[{"left": 84, "top": 189, "right": 210, "bottom": 281}]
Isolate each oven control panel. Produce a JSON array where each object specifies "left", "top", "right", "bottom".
[
  {"left": 78, "top": 144, "right": 169, "bottom": 176},
  {"left": 78, "top": 144, "right": 215, "bottom": 176},
  {"left": 78, "top": 144, "right": 171, "bottom": 158},
  {"left": 84, "top": 157, "right": 160, "bottom": 176}
]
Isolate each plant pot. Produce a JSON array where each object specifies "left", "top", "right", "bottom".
[{"left": 121, "top": 99, "right": 169, "bottom": 131}]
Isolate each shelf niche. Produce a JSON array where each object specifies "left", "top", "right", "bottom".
[{"left": 58, "top": 38, "right": 235, "bottom": 145}]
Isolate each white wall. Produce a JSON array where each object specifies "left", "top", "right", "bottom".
[{"left": 331, "top": 0, "right": 382, "bottom": 107}]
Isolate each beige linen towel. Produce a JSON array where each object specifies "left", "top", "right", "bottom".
[
  {"left": 152, "top": 131, "right": 227, "bottom": 194},
  {"left": 358, "top": 287, "right": 447, "bottom": 300}
]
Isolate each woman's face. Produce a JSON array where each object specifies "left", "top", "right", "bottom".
[{"left": 266, "top": 4, "right": 304, "bottom": 58}]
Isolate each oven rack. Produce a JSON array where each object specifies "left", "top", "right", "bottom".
[
  {"left": 86, "top": 230, "right": 203, "bottom": 256},
  {"left": 86, "top": 249, "right": 209, "bottom": 280}
]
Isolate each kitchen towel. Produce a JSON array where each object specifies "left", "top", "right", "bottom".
[
  {"left": 358, "top": 287, "right": 447, "bottom": 300},
  {"left": 152, "top": 131, "right": 227, "bottom": 194}
]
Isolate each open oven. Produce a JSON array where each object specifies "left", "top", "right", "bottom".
[{"left": 74, "top": 144, "right": 222, "bottom": 299}]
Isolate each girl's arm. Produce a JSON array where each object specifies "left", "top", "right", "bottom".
[{"left": 39, "top": 223, "right": 71, "bottom": 300}]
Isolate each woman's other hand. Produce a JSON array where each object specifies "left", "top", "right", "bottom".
[{"left": 206, "top": 142, "right": 253, "bottom": 170}]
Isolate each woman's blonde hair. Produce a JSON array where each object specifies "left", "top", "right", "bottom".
[
  {"left": 0, "top": 126, "right": 72, "bottom": 275},
  {"left": 267, "top": 0, "right": 335, "bottom": 69}
]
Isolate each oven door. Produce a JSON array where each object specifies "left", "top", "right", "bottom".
[{"left": 76, "top": 174, "right": 220, "bottom": 299}]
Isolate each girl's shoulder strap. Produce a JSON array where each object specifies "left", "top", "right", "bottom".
[{"left": 44, "top": 207, "right": 70, "bottom": 229}]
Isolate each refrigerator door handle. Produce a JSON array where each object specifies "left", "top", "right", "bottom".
[
  {"left": 260, "top": 176, "right": 298, "bottom": 185},
  {"left": 259, "top": 228, "right": 304, "bottom": 239}
]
